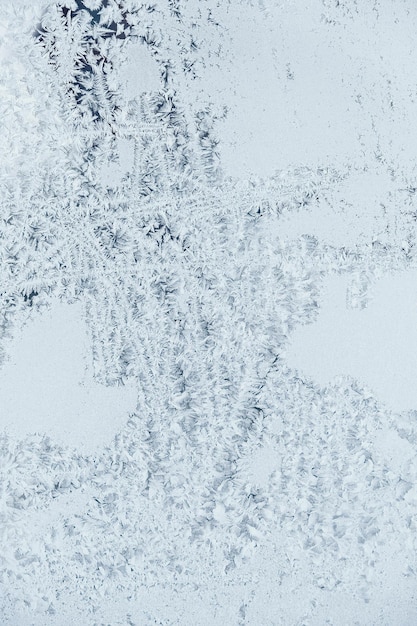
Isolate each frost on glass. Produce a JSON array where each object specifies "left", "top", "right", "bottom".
[{"left": 1, "top": 0, "right": 417, "bottom": 624}]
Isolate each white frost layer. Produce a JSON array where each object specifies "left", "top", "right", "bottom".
[
  {"left": 287, "top": 269, "right": 417, "bottom": 412},
  {"left": 120, "top": 41, "right": 161, "bottom": 99},
  {"left": 268, "top": 166, "right": 401, "bottom": 247},
  {"left": 205, "top": 2, "right": 417, "bottom": 180},
  {"left": 0, "top": 301, "right": 137, "bottom": 452}
]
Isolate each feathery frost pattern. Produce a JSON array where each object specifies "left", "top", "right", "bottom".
[{"left": 1, "top": 0, "right": 417, "bottom": 623}]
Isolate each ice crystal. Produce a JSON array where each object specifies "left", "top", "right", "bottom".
[{"left": 1, "top": 0, "right": 417, "bottom": 623}]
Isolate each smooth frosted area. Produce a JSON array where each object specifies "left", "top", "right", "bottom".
[
  {"left": 204, "top": 2, "right": 417, "bottom": 179},
  {"left": 0, "top": 302, "right": 137, "bottom": 451},
  {"left": 263, "top": 166, "right": 400, "bottom": 248},
  {"left": 99, "top": 136, "right": 135, "bottom": 186},
  {"left": 287, "top": 269, "right": 417, "bottom": 412},
  {"left": 121, "top": 41, "right": 161, "bottom": 99},
  {"left": 99, "top": 42, "right": 159, "bottom": 185}
]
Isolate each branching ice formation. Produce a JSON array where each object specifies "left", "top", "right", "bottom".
[{"left": 1, "top": 0, "right": 417, "bottom": 623}]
